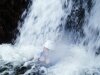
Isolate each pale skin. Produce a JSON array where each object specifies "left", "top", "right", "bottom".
[{"left": 39, "top": 47, "right": 50, "bottom": 64}]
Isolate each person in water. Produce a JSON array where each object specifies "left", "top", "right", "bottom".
[
  {"left": 23, "top": 40, "right": 59, "bottom": 68},
  {"left": 37, "top": 40, "right": 59, "bottom": 68}
]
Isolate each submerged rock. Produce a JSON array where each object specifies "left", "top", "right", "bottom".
[{"left": 0, "top": 60, "right": 47, "bottom": 75}]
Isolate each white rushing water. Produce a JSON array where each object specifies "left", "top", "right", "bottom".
[
  {"left": 0, "top": 0, "right": 100, "bottom": 75},
  {"left": 16, "top": 0, "right": 68, "bottom": 46}
]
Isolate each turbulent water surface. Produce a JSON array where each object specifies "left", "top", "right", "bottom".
[{"left": 0, "top": 0, "right": 100, "bottom": 75}]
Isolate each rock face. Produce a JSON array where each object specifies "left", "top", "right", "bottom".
[
  {"left": 0, "top": 0, "right": 30, "bottom": 44},
  {"left": 0, "top": 61, "right": 47, "bottom": 75},
  {"left": 64, "top": 0, "right": 93, "bottom": 42}
]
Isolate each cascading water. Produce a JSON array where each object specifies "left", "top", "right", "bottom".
[
  {"left": 16, "top": 0, "right": 69, "bottom": 46},
  {"left": 0, "top": 0, "right": 100, "bottom": 75}
]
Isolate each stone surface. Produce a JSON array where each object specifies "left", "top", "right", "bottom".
[
  {"left": 0, "top": 61, "right": 47, "bottom": 75},
  {"left": 64, "top": 0, "right": 93, "bottom": 42},
  {"left": 0, "top": 0, "right": 31, "bottom": 44}
]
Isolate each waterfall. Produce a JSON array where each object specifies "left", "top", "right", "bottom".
[
  {"left": 0, "top": 0, "right": 100, "bottom": 75},
  {"left": 16, "top": 0, "right": 69, "bottom": 47}
]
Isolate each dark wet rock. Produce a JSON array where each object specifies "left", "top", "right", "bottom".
[
  {"left": 95, "top": 47, "right": 100, "bottom": 56},
  {"left": 0, "top": 67, "right": 8, "bottom": 73},
  {"left": 65, "top": 0, "right": 85, "bottom": 35},
  {"left": 64, "top": 0, "right": 93, "bottom": 42},
  {"left": 2, "top": 72, "right": 9, "bottom": 75},
  {"left": 0, "top": 60, "right": 48, "bottom": 75},
  {"left": 0, "top": 0, "right": 31, "bottom": 44},
  {"left": 15, "top": 66, "right": 30, "bottom": 74}
]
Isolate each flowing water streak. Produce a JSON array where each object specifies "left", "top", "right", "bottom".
[
  {"left": 83, "top": 0, "right": 100, "bottom": 54},
  {"left": 48, "top": 0, "right": 100, "bottom": 75}
]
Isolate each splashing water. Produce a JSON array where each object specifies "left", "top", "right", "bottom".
[{"left": 0, "top": 0, "right": 100, "bottom": 75}]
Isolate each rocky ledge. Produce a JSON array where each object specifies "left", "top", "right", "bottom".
[{"left": 0, "top": 0, "right": 31, "bottom": 44}]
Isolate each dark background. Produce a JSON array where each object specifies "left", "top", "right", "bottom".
[{"left": 0, "top": 0, "right": 31, "bottom": 44}]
